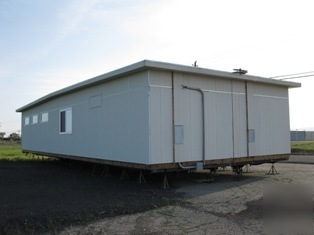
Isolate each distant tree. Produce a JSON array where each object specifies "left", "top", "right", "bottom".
[
  {"left": 0, "top": 132, "right": 5, "bottom": 140},
  {"left": 9, "top": 132, "right": 21, "bottom": 141}
]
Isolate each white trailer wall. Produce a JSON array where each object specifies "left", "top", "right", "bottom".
[
  {"left": 248, "top": 83, "right": 290, "bottom": 156},
  {"left": 22, "top": 71, "right": 150, "bottom": 164},
  {"left": 149, "top": 70, "right": 290, "bottom": 165},
  {"left": 149, "top": 70, "right": 248, "bottom": 164},
  {"left": 173, "top": 73, "right": 247, "bottom": 162},
  {"left": 149, "top": 70, "right": 173, "bottom": 164}
]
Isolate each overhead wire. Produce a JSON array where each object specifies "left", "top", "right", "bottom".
[
  {"left": 278, "top": 74, "right": 314, "bottom": 80},
  {"left": 269, "top": 70, "right": 314, "bottom": 80},
  {"left": 270, "top": 71, "right": 314, "bottom": 79}
]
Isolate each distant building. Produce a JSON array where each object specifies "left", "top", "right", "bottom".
[
  {"left": 291, "top": 131, "right": 314, "bottom": 141},
  {"left": 17, "top": 60, "right": 300, "bottom": 171},
  {"left": 291, "top": 131, "right": 306, "bottom": 141}
]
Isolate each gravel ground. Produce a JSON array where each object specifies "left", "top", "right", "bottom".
[
  {"left": 1, "top": 157, "right": 313, "bottom": 235},
  {"left": 0, "top": 160, "right": 180, "bottom": 235},
  {"left": 59, "top": 162, "right": 314, "bottom": 235}
]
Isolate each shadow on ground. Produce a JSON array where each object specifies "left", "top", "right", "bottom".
[{"left": 0, "top": 159, "right": 266, "bottom": 235}]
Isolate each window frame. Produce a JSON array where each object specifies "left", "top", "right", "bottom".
[
  {"left": 41, "top": 112, "right": 49, "bottom": 123},
  {"left": 59, "top": 108, "right": 72, "bottom": 134},
  {"left": 24, "top": 117, "right": 30, "bottom": 126},
  {"left": 32, "top": 114, "right": 38, "bottom": 125}
]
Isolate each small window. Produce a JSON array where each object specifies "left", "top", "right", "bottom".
[
  {"left": 41, "top": 112, "right": 49, "bottom": 123},
  {"left": 24, "top": 117, "right": 30, "bottom": 126},
  {"left": 32, "top": 115, "right": 38, "bottom": 124},
  {"left": 60, "top": 108, "right": 72, "bottom": 134}
]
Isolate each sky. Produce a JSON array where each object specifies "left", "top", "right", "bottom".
[{"left": 0, "top": 0, "right": 314, "bottom": 135}]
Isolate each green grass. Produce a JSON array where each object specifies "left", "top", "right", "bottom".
[
  {"left": 1, "top": 141, "right": 313, "bottom": 161},
  {"left": 0, "top": 142, "right": 29, "bottom": 161},
  {"left": 291, "top": 141, "right": 314, "bottom": 153}
]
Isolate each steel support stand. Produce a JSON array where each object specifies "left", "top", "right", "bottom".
[
  {"left": 233, "top": 166, "right": 243, "bottom": 180},
  {"left": 138, "top": 170, "right": 146, "bottom": 184},
  {"left": 162, "top": 173, "right": 169, "bottom": 189},
  {"left": 91, "top": 164, "right": 96, "bottom": 177},
  {"left": 120, "top": 169, "right": 129, "bottom": 180},
  {"left": 267, "top": 163, "right": 278, "bottom": 175},
  {"left": 209, "top": 168, "right": 217, "bottom": 182},
  {"left": 101, "top": 166, "right": 111, "bottom": 177},
  {"left": 244, "top": 164, "right": 251, "bottom": 173},
  {"left": 219, "top": 166, "right": 227, "bottom": 171}
]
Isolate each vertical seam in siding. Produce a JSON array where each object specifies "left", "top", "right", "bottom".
[
  {"left": 245, "top": 81, "right": 249, "bottom": 157},
  {"left": 171, "top": 71, "right": 175, "bottom": 163},
  {"left": 147, "top": 70, "right": 151, "bottom": 164},
  {"left": 231, "top": 80, "right": 235, "bottom": 159}
]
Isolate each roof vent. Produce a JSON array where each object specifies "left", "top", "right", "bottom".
[{"left": 233, "top": 68, "right": 247, "bottom": 75}]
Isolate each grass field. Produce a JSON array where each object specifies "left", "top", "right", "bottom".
[
  {"left": 0, "top": 142, "right": 29, "bottom": 160},
  {"left": 1, "top": 141, "right": 314, "bottom": 161},
  {"left": 291, "top": 141, "right": 314, "bottom": 153}
]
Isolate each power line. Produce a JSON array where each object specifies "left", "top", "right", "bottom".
[
  {"left": 270, "top": 71, "right": 314, "bottom": 80},
  {"left": 279, "top": 74, "right": 314, "bottom": 80}
]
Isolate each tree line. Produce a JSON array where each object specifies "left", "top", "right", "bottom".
[{"left": 0, "top": 132, "right": 21, "bottom": 141}]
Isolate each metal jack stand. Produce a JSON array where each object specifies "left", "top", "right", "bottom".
[
  {"left": 162, "top": 172, "right": 169, "bottom": 189},
  {"left": 267, "top": 163, "right": 278, "bottom": 175},
  {"left": 232, "top": 165, "right": 243, "bottom": 180},
  {"left": 120, "top": 169, "right": 129, "bottom": 180},
  {"left": 209, "top": 168, "right": 217, "bottom": 182},
  {"left": 219, "top": 166, "right": 227, "bottom": 171},
  {"left": 137, "top": 171, "right": 146, "bottom": 184},
  {"left": 100, "top": 166, "right": 111, "bottom": 177},
  {"left": 244, "top": 164, "right": 251, "bottom": 173},
  {"left": 138, "top": 170, "right": 146, "bottom": 184},
  {"left": 91, "top": 164, "right": 97, "bottom": 177}
]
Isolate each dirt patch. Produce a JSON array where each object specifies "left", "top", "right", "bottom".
[{"left": 0, "top": 160, "right": 181, "bottom": 234}]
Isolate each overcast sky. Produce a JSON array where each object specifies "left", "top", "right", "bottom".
[{"left": 0, "top": 0, "right": 313, "bottom": 135}]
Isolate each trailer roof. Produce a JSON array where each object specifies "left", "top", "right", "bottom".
[{"left": 16, "top": 60, "right": 301, "bottom": 112}]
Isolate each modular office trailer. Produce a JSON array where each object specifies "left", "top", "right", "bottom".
[{"left": 17, "top": 60, "right": 300, "bottom": 171}]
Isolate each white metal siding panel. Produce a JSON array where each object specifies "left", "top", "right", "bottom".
[
  {"left": 231, "top": 81, "right": 247, "bottom": 157},
  {"left": 149, "top": 70, "right": 173, "bottom": 164},
  {"left": 174, "top": 73, "right": 245, "bottom": 162},
  {"left": 21, "top": 71, "right": 150, "bottom": 164},
  {"left": 210, "top": 80, "right": 233, "bottom": 159},
  {"left": 173, "top": 74, "right": 248, "bottom": 162},
  {"left": 248, "top": 83, "right": 290, "bottom": 156},
  {"left": 174, "top": 73, "right": 202, "bottom": 162}
]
